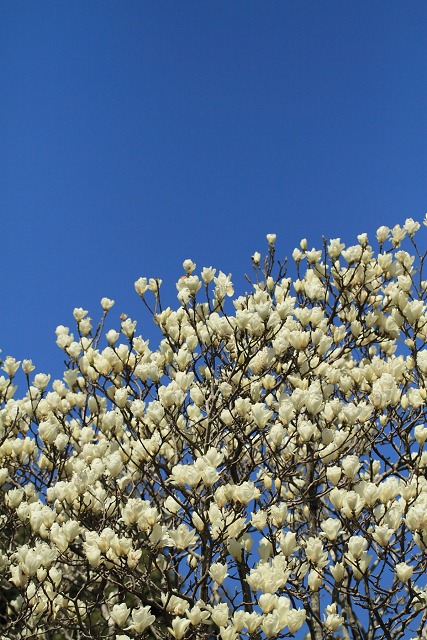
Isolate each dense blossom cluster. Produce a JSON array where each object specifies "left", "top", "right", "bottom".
[{"left": 2, "top": 220, "right": 427, "bottom": 639}]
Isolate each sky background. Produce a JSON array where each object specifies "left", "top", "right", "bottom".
[{"left": 2, "top": 2, "right": 427, "bottom": 381}]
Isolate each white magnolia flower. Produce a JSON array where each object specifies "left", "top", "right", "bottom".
[
  {"left": 110, "top": 603, "right": 130, "bottom": 628},
  {"left": 127, "top": 606, "right": 155, "bottom": 633},
  {"left": 395, "top": 562, "right": 414, "bottom": 582},
  {"left": 209, "top": 562, "right": 228, "bottom": 584}
]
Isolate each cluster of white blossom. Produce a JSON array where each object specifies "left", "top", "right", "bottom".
[{"left": 1, "top": 219, "right": 427, "bottom": 639}]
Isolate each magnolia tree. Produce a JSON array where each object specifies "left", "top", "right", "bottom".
[{"left": 2, "top": 220, "right": 427, "bottom": 640}]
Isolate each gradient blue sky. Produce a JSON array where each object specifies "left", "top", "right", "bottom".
[{"left": 2, "top": 2, "right": 427, "bottom": 379}]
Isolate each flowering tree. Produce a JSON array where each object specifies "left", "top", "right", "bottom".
[{"left": 2, "top": 220, "right": 427, "bottom": 640}]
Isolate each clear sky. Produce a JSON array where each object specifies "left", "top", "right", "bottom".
[{"left": 2, "top": 2, "right": 427, "bottom": 379}]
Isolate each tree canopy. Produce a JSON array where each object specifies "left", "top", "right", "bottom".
[{"left": 2, "top": 220, "right": 427, "bottom": 639}]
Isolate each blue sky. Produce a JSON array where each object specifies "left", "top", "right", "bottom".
[{"left": 2, "top": 2, "right": 427, "bottom": 380}]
